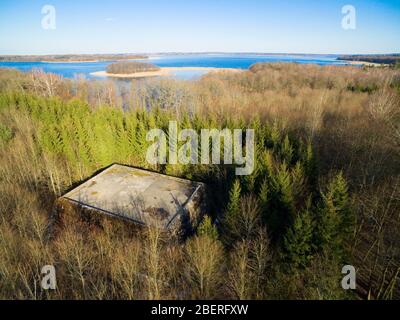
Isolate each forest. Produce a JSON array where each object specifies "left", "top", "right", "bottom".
[
  {"left": 338, "top": 54, "right": 400, "bottom": 65},
  {"left": 0, "top": 63, "right": 399, "bottom": 299},
  {"left": 106, "top": 61, "right": 160, "bottom": 74}
]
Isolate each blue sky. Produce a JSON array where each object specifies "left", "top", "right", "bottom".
[{"left": 0, "top": 0, "right": 399, "bottom": 55}]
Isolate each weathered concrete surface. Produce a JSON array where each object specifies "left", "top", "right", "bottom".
[{"left": 59, "top": 164, "right": 207, "bottom": 233}]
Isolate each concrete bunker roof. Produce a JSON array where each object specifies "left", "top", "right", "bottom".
[{"left": 61, "top": 164, "right": 205, "bottom": 229}]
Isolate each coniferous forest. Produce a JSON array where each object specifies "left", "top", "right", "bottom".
[{"left": 0, "top": 63, "right": 399, "bottom": 299}]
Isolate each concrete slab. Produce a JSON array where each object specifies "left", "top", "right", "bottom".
[{"left": 60, "top": 164, "right": 207, "bottom": 232}]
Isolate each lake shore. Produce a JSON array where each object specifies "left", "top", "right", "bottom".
[
  {"left": 91, "top": 67, "right": 241, "bottom": 78},
  {"left": 42, "top": 60, "right": 100, "bottom": 63},
  {"left": 339, "top": 60, "right": 387, "bottom": 67}
]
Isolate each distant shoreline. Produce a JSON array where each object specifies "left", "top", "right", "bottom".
[
  {"left": 91, "top": 67, "right": 241, "bottom": 78},
  {"left": 0, "top": 54, "right": 148, "bottom": 63},
  {"left": 339, "top": 60, "right": 387, "bottom": 67},
  {"left": 42, "top": 60, "right": 100, "bottom": 63},
  {"left": 337, "top": 54, "right": 399, "bottom": 67}
]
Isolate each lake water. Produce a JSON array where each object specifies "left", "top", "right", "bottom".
[{"left": 0, "top": 54, "right": 349, "bottom": 80}]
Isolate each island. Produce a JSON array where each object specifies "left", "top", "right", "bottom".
[
  {"left": 107, "top": 61, "right": 161, "bottom": 74},
  {"left": 91, "top": 61, "right": 241, "bottom": 78}
]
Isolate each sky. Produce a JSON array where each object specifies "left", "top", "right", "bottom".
[{"left": 0, "top": 0, "right": 399, "bottom": 55}]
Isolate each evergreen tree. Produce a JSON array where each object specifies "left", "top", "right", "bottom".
[
  {"left": 330, "top": 172, "right": 354, "bottom": 239},
  {"left": 259, "top": 178, "right": 269, "bottom": 210},
  {"left": 283, "top": 206, "right": 314, "bottom": 269},
  {"left": 315, "top": 172, "right": 353, "bottom": 259},
  {"left": 273, "top": 163, "right": 294, "bottom": 211},
  {"left": 269, "top": 121, "right": 280, "bottom": 148},
  {"left": 135, "top": 120, "right": 149, "bottom": 165},
  {"left": 227, "top": 179, "right": 241, "bottom": 216},
  {"left": 280, "top": 134, "right": 294, "bottom": 164},
  {"left": 223, "top": 179, "right": 242, "bottom": 245},
  {"left": 197, "top": 215, "right": 218, "bottom": 240},
  {"left": 268, "top": 162, "right": 295, "bottom": 238},
  {"left": 303, "top": 142, "right": 317, "bottom": 191},
  {"left": 316, "top": 193, "right": 341, "bottom": 255},
  {"left": 291, "top": 162, "right": 306, "bottom": 199}
]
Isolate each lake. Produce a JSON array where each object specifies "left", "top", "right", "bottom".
[{"left": 0, "top": 54, "right": 350, "bottom": 80}]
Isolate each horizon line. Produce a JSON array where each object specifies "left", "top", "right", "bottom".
[{"left": 1, "top": 51, "right": 399, "bottom": 57}]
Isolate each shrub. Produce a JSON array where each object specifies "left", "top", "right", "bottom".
[{"left": 0, "top": 124, "right": 12, "bottom": 146}]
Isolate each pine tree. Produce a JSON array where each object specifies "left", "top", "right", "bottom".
[
  {"left": 259, "top": 178, "right": 269, "bottom": 209},
  {"left": 223, "top": 179, "right": 242, "bottom": 245},
  {"left": 330, "top": 172, "right": 354, "bottom": 239},
  {"left": 197, "top": 215, "right": 218, "bottom": 240},
  {"left": 315, "top": 172, "right": 353, "bottom": 259},
  {"left": 291, "top": 161, "right": 305, "bottom": 199},
  {"left": 227, "top": 179, "right": 241, "bottom": 216},
  {"left": 259, "top": 150, "right": 274, "bottom": 180},
  {"left": 280, "top": 135, "right": 294, "bottom": 164},
  {"left": 268, "top": 162, "right": 295, "bottom": 237},
  {"left": 304, "top": 142, "right": 316, "bottom": 176},
  {"left": 283, "top": 206, "right": 314, "bottom": 269},
  {"left": 115, "top": 116, "right": 131, "bottom": 163},
  {"left": 125, "top": 114, "right": 139, "bottom": 159},
  {"left": 316, "top": 193, "right": 341, "bottom": 254},
  {"left": 303, "top": 142, "right": 317, "bottom": 190},
  {"left": 269, "top": 121, "right": 280, "bottom": 148},
  {"left": 274, "top": 163, "right": 294, "bottom": 209},
  {"left": 135, "top": 120, "right": 149, "bottom": 165}
]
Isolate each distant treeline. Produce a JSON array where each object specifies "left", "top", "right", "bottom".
[
  {"left": 0, "top": 54, "right": 148, "bottom": 62},
  {"left": 338, "top": 54, "right": 400, "bottom": 65},
  {"left": 106, "top": 61, "right": 160, "bottom": 74}
]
